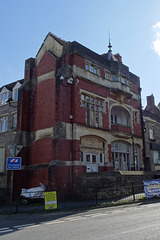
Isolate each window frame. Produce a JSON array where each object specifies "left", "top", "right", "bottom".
[
  {"left": 85, "top": 62, "right": 98, "bottom": 75},
  {"left": 111, "top": 114, "right": 117, "bottom": 124},
  {"left": 81, "top": 152, "right": 104, "bottom": 165},
  {"left": 12, "top": 112, "right": 17, "bottom": 129},
  {"left": 112, "top": 75, "right": 117, "bottom": 81},
  {"left": 1, "top": 92, "right": 8, "bottom": 105},
  {"left": 0, "top": 115, "right": 8, "bottom": 132},
  {"left": 134, "top": 111, "right": 139, "bottom": 124},
  {"left": 149, "top": 125, "right": 155, "bottom": 140},
  {"left": 112, "top": 142, "right": 131, "bottom": 171},
  {"left": 13, "top": 88, "right": 18, "bottom": 101},
  {"left": 81, "top": 93, "right": 104, "bottom": 127}
]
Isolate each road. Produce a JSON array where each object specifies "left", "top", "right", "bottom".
[{"left": 1, "top": 201, "right": 160, "bottom": 239}]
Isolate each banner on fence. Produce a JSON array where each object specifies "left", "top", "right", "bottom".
[
  {"left": 44, "top": 191, "right": 57, "bottom": 210},
  {"left": 143, "top": 179, "right": 160, "bottom": 199}
]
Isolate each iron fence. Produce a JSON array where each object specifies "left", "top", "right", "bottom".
[{"left": 0, "top": 183, "right": 146, "bottom": 214}]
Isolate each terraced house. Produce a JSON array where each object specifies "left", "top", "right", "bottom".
[
  {"left": 1, "top": 33, "right": 145, "bottom": 199},
  {"left": 0, "top": 80, "right": 23, "bottom": 200},
  {"left": 143, "top": 94, "right": 160, "bottom": 172}
]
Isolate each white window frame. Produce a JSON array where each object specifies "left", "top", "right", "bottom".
[
  {"left": 12, "top": 81, "right": 21, "bottom": 102},
  {"left": 149, "top": 125, "right": 155, "bottom": 140},
  {"left": 81, "top": 152, "right": 104, "bottom": 165},
  {"left": 0, "top": 115, "right": 8, "bottom": 132},
  {"left": 81, "top": 93, "right": 104, "bottom": 127},
  {"left": 12, "top": 112, "right": 17, "bottom": 129},
  {"left": 111, "top": 114, "right": 117, "bottom": 124},
  {"left": 85, "top": 62, "right": 98, "bottom": 75},
  {"left": 90, "top": 66, "right": 94, "bottom": 73},
  {"left": 13, "top": 88, "right": 18, "bottom": 101},
  {"left": 112, "top": 142, "right": 131, "bottom": 171},
  {"left": 0, "top": 87, "right": 10, "bottom": 106},
  {"left": 1, "top": 92, "right": 8, "bottom": 105}
]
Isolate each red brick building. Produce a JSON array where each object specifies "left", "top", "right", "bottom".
[{"left": 14, "top": 32, "right": 144, "bottom": 198}]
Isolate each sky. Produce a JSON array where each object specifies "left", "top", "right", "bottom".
[{"left": 0, "top": 0, "right": 160, "bottom": 107}]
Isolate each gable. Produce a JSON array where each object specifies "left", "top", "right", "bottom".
[
  {"left": 0, "top": 86, "right": 9, "bottom": 94},
  {"left": 13, "top": 81, "right": 22, "bottom": 90},
  {"left": 36, "top": 33, "right": 64, "bottom": 66}
]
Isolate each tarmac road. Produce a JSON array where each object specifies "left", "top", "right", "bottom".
[{"left": 1, "top": 200, "right": 160, "bottom": 239}]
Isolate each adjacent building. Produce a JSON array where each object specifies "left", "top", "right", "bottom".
[
  {"left": 143, "top": 94, "right": 160, "bottom": 171},
  {"left": 11, "top": 32, "right": 144, "bottom": 198},
  {"left": 0, "top": 80, "right": 23, "bottom": 200}
]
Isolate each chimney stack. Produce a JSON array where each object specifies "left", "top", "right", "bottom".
[
  {"left": 146, "top": 94, "right": 155, "bottom": 110},
  {"left": 114, "top": 53, "right": 122, "bottom": 63}
]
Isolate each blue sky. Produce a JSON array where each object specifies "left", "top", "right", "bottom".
[{"left": 1, "top": 0, "right": 160, "bottom": 107}]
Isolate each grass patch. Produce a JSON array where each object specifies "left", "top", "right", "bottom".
[{"left": 139, "top": 196, "right": 146, "bottom": 200}]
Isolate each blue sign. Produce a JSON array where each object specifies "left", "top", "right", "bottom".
[
  {"left": 143, "top": 179, "right": 160, "bottom": 199},
  {"left": 7, "top": 157, "right": 21, "bottom": 170}
]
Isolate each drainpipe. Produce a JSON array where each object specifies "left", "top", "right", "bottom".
[
  {"left": 139, "top": 87, "right": 146, "bottom": 170},
  {"left": 70, "top": 75, "right": 74, "bottom": 195},
  {"left": 131, "top": 134, "right": 135, "bottom": 170}
]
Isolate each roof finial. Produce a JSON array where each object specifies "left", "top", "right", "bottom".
[{"left": 108, "top": 30, "right": 112, "bottom": 53}]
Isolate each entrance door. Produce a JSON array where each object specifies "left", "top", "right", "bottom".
[{"left": 85, "top": 153, "right": 98, "bottom": 172}]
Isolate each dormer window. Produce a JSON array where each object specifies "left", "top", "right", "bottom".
[
  {"left": 12, "top": 81, "right": 22, "bottom": 102},
  {"left": 0, "top": 87, "right": 9, "bottom": 106},
  {"left": 1, "top": 92, "right": 8, "bottom": 105},
  {"left": 13, "top": 88, "right": 18, "bottom": 101}
]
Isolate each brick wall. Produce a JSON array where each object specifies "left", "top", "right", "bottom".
[{"left": 76, "top": 171, "right": 155, "bottom": 199}]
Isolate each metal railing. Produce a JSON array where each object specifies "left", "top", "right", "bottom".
[{"left": 0, "top": 183, "right": 146, "bottom": 214}]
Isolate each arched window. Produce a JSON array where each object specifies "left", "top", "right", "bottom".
[
  {"left": 111, "top": 142, "right": 131, "bottom": 171},
  {"left": 111, "top": 106, "right": 131, "bottom": 126}
]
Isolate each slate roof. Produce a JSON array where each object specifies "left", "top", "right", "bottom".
[
  {"left": 68, "top": 40, "right": 140, "bottom": 86},
  {"left": 35, "top": 32, "right": 140, "bottom": 86},
  {"left": 143, "top": 109, "right": 160, "bottom": 124},
  {"left": 0, "top": 79, "right": 24, "bottom": 92}
]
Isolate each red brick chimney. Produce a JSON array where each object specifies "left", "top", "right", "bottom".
[{"left": 114, "top": 53, "right": 122, "bottom": 63}]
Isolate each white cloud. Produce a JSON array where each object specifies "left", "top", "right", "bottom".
[
  {"left": 153, "top": 22, "right": 160, "bottom": 29},
  {"left": 153, "top": 39, "right": 160, "bottom": 56},
  {"left": 152, "top": 21, "right": 160, "bottom": 56}
]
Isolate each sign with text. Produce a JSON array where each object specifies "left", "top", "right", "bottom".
[
  {"left": 7, "top": 157, "right": 22, "bottom": 170},
  {"left": 44, "top": 191, "right": 57, "bottom": 210},
  {"left": 143, "top": 179, "right": 160, "bottom": 199}
]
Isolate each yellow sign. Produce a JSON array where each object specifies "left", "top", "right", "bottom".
[{"left": 44, "top": 191, "right": 57, "bottom": 210}]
